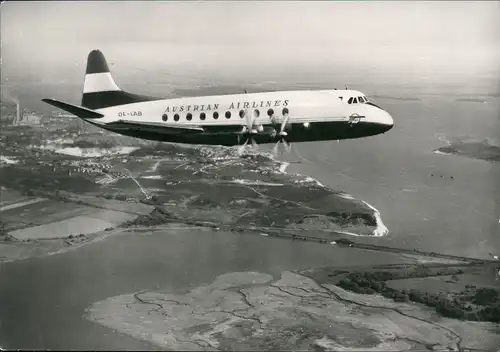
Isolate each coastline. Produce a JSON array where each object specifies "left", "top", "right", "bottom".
[
  {"left": 279, "top": 157, "right": 389, "bottom": 237},
  {"left": 0, "top": 142, "right": 389, "bottom": 266}
]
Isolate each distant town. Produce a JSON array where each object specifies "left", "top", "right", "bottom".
[{"left": 0, "top": 99, "right": 96, "bottom": 134}]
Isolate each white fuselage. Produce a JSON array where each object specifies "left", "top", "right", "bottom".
[{"left": 93, "top": 89, "right": 393, "bottom": 128}]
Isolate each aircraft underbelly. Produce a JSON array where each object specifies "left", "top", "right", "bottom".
[{"left": 103, "top": 120, "right": 388, "bottom": 146}]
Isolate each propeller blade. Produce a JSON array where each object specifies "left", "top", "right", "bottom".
[
  {"left": 272, "top": 141, "right": 280, "bottom": 157},
  {"left": 244, "top": 110, "right": 253, "bottom": 130},
  {"left": 237, "top": 147, "right": 244, "bottom": 157},
  {"left": 244, "top": 117, "right": 250, "bottom": 130},
  {"left": 250, "top": 109, "right": 258, "bottom": 126},
  {"left": 251, "top": 137, "right": 259, "bottom": 151},
  {"left": 238, "top": 110, "right": 262, "bottom": 157},
  {"left": 280, "top": 113, "right": 290, "bottom": 134},
  {"left": 243, "top": 109, "right": 259, "bottom": 134},
  {"left": 238, "top": 139, "right": 248, "bottom": 156}
]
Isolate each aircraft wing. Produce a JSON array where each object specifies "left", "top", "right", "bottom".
[{"left": 105, "top": 119, "right": 204, "bottom": 134}]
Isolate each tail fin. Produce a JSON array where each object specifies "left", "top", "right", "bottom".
[
  {"left": 81, "top": 50, "right": 160, "bottom": 110},
  {"left": 82, "top": 50, "right": 121, "bottom": 96}
]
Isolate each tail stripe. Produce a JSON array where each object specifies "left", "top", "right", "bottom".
[{"left": 83, "top": 72, "right": 120, "bottom": 93}]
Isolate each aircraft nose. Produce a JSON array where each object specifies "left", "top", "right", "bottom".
[
  {"left": 372, "top": 108, "right": 394, "bottom": 133},
  {"left": 382, "top": 110, "right": 394, "bottom": 132}
]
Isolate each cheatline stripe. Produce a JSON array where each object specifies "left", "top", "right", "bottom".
[{"left": 83, "top": 72, "right": 120, "bottom": 93}]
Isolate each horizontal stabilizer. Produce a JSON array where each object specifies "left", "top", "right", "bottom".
[{"left": 41, "top": 99, "right": 104, "bottom": 119}]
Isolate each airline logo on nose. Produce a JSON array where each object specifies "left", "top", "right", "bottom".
[{"left": 348, "top": 113, "right": 365, "bottom": 126}]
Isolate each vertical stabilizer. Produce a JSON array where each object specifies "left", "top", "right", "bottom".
[
  {"left": 82, "top": 50, "right": 121, "bottom": 96},
  {"left": 80, "top": 49, "right": 159, "bottom": 110}
]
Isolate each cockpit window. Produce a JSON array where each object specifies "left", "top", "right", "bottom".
[{"left": 347, "top": 96, "right": 370, "bottom": 104}]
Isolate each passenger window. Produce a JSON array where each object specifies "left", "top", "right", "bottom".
[
  {"left": 213, "top": 111, "right": 219, "bottom": 119},
  {"left": 162, "top": 114, "right": 168, "bottom": 121},
  {"left": 267, "top": 108, "right": 274, "bottom": 117},
  {"left": 282, "top": 107, "right": 289, "bottom": 115},
  {"left": 254, "top": 109, "right": 260, "bottom": 117},
  {"left": 186, "top": 113, "right": 192, "bottom": 121},
  {"left": 174, "top": 114, "right": 179, "bottom": 121},
  {"left": 200, "top": 112, "right": 206, "bottom": 120},
  {"left": 239, "top": 110, "right": 245, "bottom": 118},
  {"left": 348, "top": 97, "right": 353, "bottom": 104},
  {"left": 225, "top": 111, "right": 231, "bottom": 119}
]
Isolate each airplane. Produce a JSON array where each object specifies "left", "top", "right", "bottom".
[{"left": 42, "top": 50, "right": 394, "bottom": 156}]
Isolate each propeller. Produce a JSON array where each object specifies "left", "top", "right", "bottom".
[
  {"left": 237, "top": 110, "right": 260, "bottom": 156},
  {"left": 272, "top": 112, "right": 291, "bottom": 156}
]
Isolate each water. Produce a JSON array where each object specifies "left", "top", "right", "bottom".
[
  {"left": 286, "top": 93, "right": 500, "bottom": 258},
  {"left": 0, "top": 229, "right": 405, "bottom": 350}
]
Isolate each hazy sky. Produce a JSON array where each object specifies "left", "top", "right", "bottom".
[{"left": 1, "top": 1, "right": 499, "bottom": 84}]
